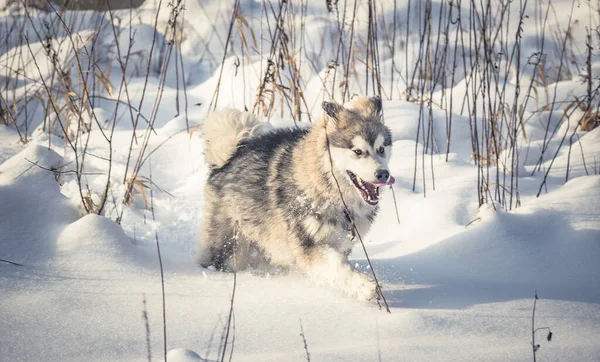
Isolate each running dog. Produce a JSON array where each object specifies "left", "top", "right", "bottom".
[{"left": 197, "top": 96, "right": 394, "bottom": 300}]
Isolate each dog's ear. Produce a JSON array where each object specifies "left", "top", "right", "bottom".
[
  {"left": 322, "top": 101, "right": 344, "bottom": 124},
  {"left": 349, "top": 95, "right": 383, "bottom": 120},
  {"left": 369, "top": 95, "right": 382, "bottom": 117}
]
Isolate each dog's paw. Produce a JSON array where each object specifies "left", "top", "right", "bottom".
[{"left": 347, "top": 273, "right": 377, "bottom": 301}]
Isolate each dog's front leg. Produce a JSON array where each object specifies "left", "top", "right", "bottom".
[{"left": 297, "top": 246, "right": 376, "bottom": 301}]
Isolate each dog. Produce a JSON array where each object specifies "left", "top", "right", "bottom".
[{"left": 196, "top": 96, "right": 394, "bottom": 300}]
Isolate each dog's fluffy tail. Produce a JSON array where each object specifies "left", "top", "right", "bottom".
[{"left": 202, "top": 108, "right": 271, "bottom": 168}]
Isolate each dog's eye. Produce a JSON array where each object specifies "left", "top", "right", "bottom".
[
  {"left": 377, "top": 146, "right": 385, "bottom": 155},
  {"left": 353, "top": 149, "right": 363, "bottom": 156}
]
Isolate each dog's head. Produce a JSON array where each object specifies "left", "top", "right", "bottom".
[{"left": 321, "top": 95, "right": 394, "bottom": 206}]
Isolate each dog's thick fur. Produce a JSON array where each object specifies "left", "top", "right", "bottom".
[{"left": 197, "top": 96, "right": 393, "bottom": 300}]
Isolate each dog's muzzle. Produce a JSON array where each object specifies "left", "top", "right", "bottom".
[{"left": 347, "top": 170, "right": 395, "bottom": 206}]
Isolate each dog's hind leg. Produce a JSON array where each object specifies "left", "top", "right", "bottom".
[
  {"left": 196, "top": 186, "right": 238, "bottom": 271},
  {"left": 296, "top": 246, "right": 376, "bottom": 301},
  {"left": 197, "top": 210, "right": 251, "bottom": 271},
  {"left": 197, "top": 213, "right": 236, "bottom": 271},
  {"left": 198, "top": 222, "right": 251, "bottom": 271}
]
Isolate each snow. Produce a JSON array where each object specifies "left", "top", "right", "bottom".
[
  {"left": 167, "top": 349, "right": 210, "bottom": 362},
  {"left": 0, "top": 145, "right": 80, "bottom": 264},
  {"left": 1, "top": 0, "right": 600, "bottom": 361}
]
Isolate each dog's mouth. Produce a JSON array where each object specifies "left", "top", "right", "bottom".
[{"left": 346, "top": 171, "right": 395, "bottom": 206}]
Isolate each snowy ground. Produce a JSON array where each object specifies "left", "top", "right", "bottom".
[{"left": 2, "top": 0, "right": 600, "bottom": 361}]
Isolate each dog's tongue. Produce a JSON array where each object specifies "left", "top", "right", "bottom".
[{"left": 374, "top": 175, "right": 395, "bottom": 187}]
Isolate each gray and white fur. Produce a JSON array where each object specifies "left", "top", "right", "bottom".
[{"left": 197, "top": 96, "right": 394, "bottom": 300}]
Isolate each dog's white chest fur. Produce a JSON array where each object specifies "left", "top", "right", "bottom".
[{"left": 299, "top": 200, "right": 376, "bottom": 253}]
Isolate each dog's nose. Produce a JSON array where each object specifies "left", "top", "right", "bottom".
[{"left": 375, "top": 169, "right": 390, "bottom": 183}]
